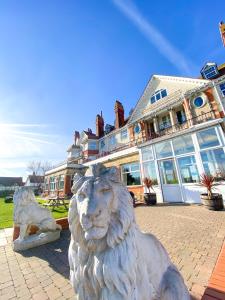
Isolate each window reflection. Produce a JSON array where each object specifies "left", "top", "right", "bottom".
[
  {"left": 178, "top": 156, "right": 199, "bottom": 183},
  {"left": 197, "top": 128, "right": 220, "bottom": 149}
]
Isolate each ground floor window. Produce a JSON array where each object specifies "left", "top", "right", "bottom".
[
  {"left": 121, "top": 162, "right": 141, "bottom": 186},
  {"left": 142, "top": 161, "right": 158, "bottom": 184},
  {"left": 177, "top": 156, "right": 199, "bottom": 183},
  {"left": 200, "top": 148, "right": 225, "bottom": 178},
  {"left": 58, "top": 175, "right": 64, "bottom": 190},
  {"left": 50, "top": 177, "right": 56, "bottom": 191}
]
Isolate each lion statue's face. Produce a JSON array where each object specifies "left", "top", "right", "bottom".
[
  {"left": 76, "top": 177, "right": 114, "bottom": 241},
  {"left": 69, "top": 164, "right": 134, "bottom": 248},
  {"left": 13, "top": 187, "right": 36, "bottom": 207}
]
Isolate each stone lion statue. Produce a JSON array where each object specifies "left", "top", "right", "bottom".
[
  {"left": 68, "top": 164, "right": 190, "bottom": 300},
  {"left": 13, "top": 187, "right": 61, "bottom": 240}
]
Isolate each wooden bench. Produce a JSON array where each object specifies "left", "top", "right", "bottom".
[{"left": 43, "top": 197, "right": 68, "bottom": 211}]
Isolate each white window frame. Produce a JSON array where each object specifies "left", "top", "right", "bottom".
[
  {"left": 219, "top": 83, "right": 225, "bottom": 97},
  {"left": 120, "top": 129, "right": 128, "bottom": 140},
  {"left": 121, "top": 162, "right": 141, "bottom": 186},
  {"left": 150, "top": 89, "right": 167, "bottom": 104},
  {"left": 203, "top": 66, "right": 218, "bottom": 79}
]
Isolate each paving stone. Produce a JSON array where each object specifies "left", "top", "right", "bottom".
[{"left": 0, "top": 206, "right": 225, "bottom": 299}]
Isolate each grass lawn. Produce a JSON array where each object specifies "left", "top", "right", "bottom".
[{"left": 0, "top": 197, "right": 69, "bottom": 229}]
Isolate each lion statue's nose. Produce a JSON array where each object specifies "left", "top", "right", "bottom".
[{"left": 83, "top": 208, "right": 102, "bottom": 221}]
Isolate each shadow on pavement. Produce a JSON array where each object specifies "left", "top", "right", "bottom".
[{"left": 20, "top": 230, "right": 71, "bottom": 279}]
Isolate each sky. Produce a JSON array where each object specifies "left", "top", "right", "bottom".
[{"left": 0, "top": 0, "right": 224, "bottom": 180}]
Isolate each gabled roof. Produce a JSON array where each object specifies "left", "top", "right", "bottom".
[
  {"left": 0, "top": 177, "right": 23, "bottom": 187},
  {"left": 128, "top": 74, "right": 210, "bottom": 124},
  {"left": 80, "top": 130, "right": 98, "bottom": 143}
]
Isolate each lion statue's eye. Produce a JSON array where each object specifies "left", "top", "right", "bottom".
[{"left": 100, "top": 188, "right": 111, "bottom": 194}]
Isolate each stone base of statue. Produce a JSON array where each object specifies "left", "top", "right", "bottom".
[{"left": 13, "top": 230, "right": 61, "bottom": 251}]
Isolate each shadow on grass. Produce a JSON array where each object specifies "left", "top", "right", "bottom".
[{"left": 19, "top": 230, "right": 71, "bottom": 279}]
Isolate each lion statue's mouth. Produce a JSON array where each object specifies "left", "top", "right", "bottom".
[{"left": 84, "top": 225, "right": 108, "bottom": 241}]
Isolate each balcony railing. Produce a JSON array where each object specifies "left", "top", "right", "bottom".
[
  {"left": 82, "top": 110, "right": 217, "bottom": 163},
  {"left": 146, "top": 110, "right": 215, "bottom": 141}
]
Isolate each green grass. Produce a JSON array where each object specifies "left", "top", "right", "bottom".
[
  {"left": 0, "top": 197, "right": 14, "bottom": 229},
  {"left": 0, "top": 197, "right": 69, "bottom": 229}
]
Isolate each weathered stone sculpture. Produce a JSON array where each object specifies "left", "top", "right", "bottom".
[
  {"left": 68, "top": 163, "right": 190, "bottom": 300},
  {"left": 13, "top": 187, "right": 61, "bottom": 251}
]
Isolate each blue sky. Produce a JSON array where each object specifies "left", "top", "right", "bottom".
[{"left": 0, "top": 0, "right": 224, "bottom": 179}]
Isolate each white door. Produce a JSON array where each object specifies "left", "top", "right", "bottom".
[{"left": 158, "top": 159, "right": 183, "bottom": 203}]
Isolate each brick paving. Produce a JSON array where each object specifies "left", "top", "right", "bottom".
[{"left": 0, "top": 204, "right": 224, "bottom": 300}]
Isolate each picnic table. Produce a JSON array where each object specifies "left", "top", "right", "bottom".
[{"left": 43, "top": 196, "right": 68, "bottom": 211}]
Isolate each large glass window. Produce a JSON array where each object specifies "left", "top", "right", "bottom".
[
  {"left": 201, "top": 148, "right": 225, "bottom": 178},
  {"left": 142, "top": 146, "right": 153, "bottom": 162},
  {"left": 121, "top": 162, "right": 141, "bottom": 186},
  {"left": 197, "top": 128, "right": 220, "bottom": 149},
  {"left": 173, "top": 135, "right": 194, "bottom": 155},
  {"left": 159, "top": 159, "right": 178, "bottom": 184},
  {"left": 155, "top": 141, "right": 173, "bottom": 159},
  {"left": 143, "top": 161, "right": 158, "bottom": 185},
  {"left": 178, "top": 156, "right": 199, "bottom": 183}
]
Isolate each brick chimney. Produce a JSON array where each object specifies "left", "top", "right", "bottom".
[
  {"left": 114, "top": 100, "right": 124, "bottom": 129},
  {"left": 74, "top": 131, "right": 80, "bottom": 146},
  {"left": 96, "top": 111, "right": 104, "bottom": 138}
]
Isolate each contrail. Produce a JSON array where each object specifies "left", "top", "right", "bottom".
[{"left": 112, "top": 0, "right": 197, "bottom": 76}]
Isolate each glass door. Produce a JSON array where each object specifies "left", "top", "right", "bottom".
[{"left": 158, "top": 159, "right": 182, "bottom": 202}]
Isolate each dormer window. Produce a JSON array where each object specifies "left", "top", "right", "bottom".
[
  {"left": 201, "top": 63, "right": 219, "bottom": 79},
  {"left": 220, "top": 83, "right": 225, "bottom": 96},
  {"left": 150, "top": 89, "right": 167, "bottom": 104}
]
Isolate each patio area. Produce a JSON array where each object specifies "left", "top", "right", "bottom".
[{"left": 0, "top": 204, "right": 225, "bottom": 300}]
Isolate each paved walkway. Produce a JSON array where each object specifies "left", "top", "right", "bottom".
[{"left": 0, "top": 204, "right": 224, "bottom": 300}]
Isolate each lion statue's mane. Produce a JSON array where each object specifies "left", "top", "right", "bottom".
[
  {"left": 14, "top": 187, "right": 61, "bottom": 240},
  {"left": 68, "top": 164, "right": 189, "bottom": 300}
]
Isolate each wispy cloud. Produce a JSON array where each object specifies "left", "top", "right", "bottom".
[
  {"left": 112, "top": 0, "right": 197, "bottom": 76},
  {"left": 0, "top": 123, "right": 69, "bottom": 178}
]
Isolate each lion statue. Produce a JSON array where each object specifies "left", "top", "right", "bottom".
[
  {"left": 13, "top": 187, "right": 61, "bottom": 240},
  {"left": 68, "top": 164, "right": 190, "bottom": 300}
]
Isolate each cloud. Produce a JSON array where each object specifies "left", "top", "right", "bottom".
[
  {"left": 0, "top": 123, "right": 69, "bottom": 178},
  {"left": 112, "top": 0, "right": 197, "bottom": 76}
]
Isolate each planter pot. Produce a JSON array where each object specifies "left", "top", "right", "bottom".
[
  {"left": 144, "top": 193, "right": 157, "bottom": 206},
  {"left": 200, "top": 193, "right": 224, "bottom": 211}
]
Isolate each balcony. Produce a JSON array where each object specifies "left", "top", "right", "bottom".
[
  {"left": 82, "top": 111, "right": 217, "bottom": 163},
  {"left": 146, "top": 110, "right": 216, "bottom": 141}
]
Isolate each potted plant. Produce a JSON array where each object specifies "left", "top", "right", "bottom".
[
  {"left": 143, "top": 177, "right": 157, "bottom": 205},
  {"left": 200, "top": 173, "right": 224, "bottom": 211}
]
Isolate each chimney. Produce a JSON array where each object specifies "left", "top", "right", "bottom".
[
  {"left": 96, "top": 111, "right": 104, "bottom": 138},
  {"left": 74, "top": 131, "right": 80, "bottom": 145},
  {"left": 219, "top": 21, "right": 225, "bottom": 47},
  {"left": 114, "top": 100, "right": 124, "bottom": 129}
]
